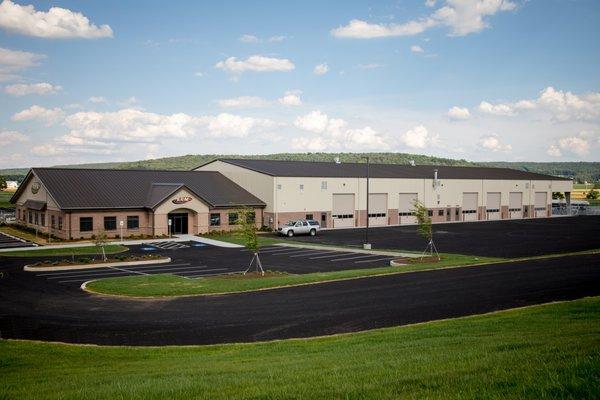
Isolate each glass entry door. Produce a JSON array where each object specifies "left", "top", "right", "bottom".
[{"left": 168, "top": 212, "right": 188, "bottom": 235}]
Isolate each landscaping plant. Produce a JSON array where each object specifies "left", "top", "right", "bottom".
[
  {"left": 235, "top": 207, "right": 264, "bottom": 276},
  {"left": 94, "top": 231, "right": 109, "bottom": 262},
  {"left": 412, "top": 199, "right": 440, "bottom": 260}
]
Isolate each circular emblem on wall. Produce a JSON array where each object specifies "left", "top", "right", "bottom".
[
  {"left": 31, "top": 182, "right": 40, "bottom": 194},
  {"left": 172, "top": 196, "right": 193, "bottom": 204}
]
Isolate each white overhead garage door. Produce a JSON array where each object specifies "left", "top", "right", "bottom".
[
  {"left": 332, "top": 193, "right": 355, "bottom": 228},
  {"left": 462, "top": 192, "right": 478, "bottom": 221},
  {"left": 486, "top": 192, "right": 501, "bottom": 221},
  {"left": 509, "top": 192, "right": 523, "bottom": 219},
  {"left": 368, "top": 193, "right": 388, "bottom": 226},
  {"left": 399, "top": 193, "right": 418, "bottom": 224},
  {"left": 534, "top": 192, "right": 547, "bottom": 218}
]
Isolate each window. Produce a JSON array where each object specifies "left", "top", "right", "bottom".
[
  {"left": 80, "top": 217, "right": 93, "bottom": 232},
  {"left": 305, "top": 214, "right": 313, "bottom": 220},
  {"left": 321, "top": 181, "right": 327, "bottom": 190},
  {"left": 127, "top": 215, "right": 139, "bottom": 230},
  {"left": 333, "top": 214, "right": 353, "bottom": 219},
  {"left": 40, "top": 213, "right": 45, "bottom": 226},
  {"left": 427, "top": 210, "right": 433, "bottom": 217},
  {"left": 438, "top": 210, "right": 444, "bottom": 216},
  {"left": 228, "top": 213, "right": 238, "bottom": 225},
  {"left": 28, "top": 211, "right": 32, "bottom": 224},
  {"left": 58, "top": 216, "right": 63, "bottom": 230},
  {"left": 299, "top": 184, "right": 304, "bottom": 191},
  {"left": 368, "top": 213, "right": 386, "bottom": 218},
  {"left": 210, "top": 213, "right": 221, "bottom": 226},
  {"left": 17, "top": 209, "right": 20, "bottom": 220},
  {"left": 34, "top": 212, "right": 38, "bottom": 225},
  {"left": 277, "top": 184, "right": 282, "bottom": 190},
  {"left": 399, "top": 212, "right": 414, "bottom": 216},
  {"left": 246, "top": 211, "right": 255, "bottom": 223},
  {"left": 104, "top": 216, "right": 117, "bottom": 231},
  {"left": 51, "top": 215, "right": 55, "bottom": 228},
  {"left": 321, "top": 213, "right": 326, "bottom": 222},
  {"left": 455, "top": 209, "right": 460, "bottom": 217}
]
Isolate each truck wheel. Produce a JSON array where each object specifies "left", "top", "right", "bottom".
[
  {"left": 287, "top": 230, "right": 294, "bottom": 237},
  {"left": 310, "top": 229, "right": 316, "bottom": 236}
]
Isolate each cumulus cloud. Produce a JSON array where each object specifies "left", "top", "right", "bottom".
[
  {"left": 239, "top": 34, "right": 259, "bottom": 43},
  {"left": 410, "top": 45, "right": 425, "bottom": 53},
  {"left": 278, "top": 90, "right": 302, "bottom": 106},
  {"left": 478, "top": 134, "right": 512, "bottom": 152},
  {"left": 0, "top": 129, "right": 28, "bottom": 145},
  {"left": 4, "top": 82, "right": 62, "bottom": 96},
  {"left": 0, "top": 0, "right": 113, "bottom": 39},
  {"left": 331, "top": 0, "right": 516, "bottom": 39},
  {"left": 11, "top": 105, "right": 65, "bottom": 126},
  {"left": 199, "top": 113, "right": 275, "bottom": 138},
  {"left": 425, "top": 0, "right": 437, "bottom": 7},
  {"left": 216, "top": 96, "right": 270, "bottom": 109},
  {"left": 0, "top": 46, "right": 45, "bottom": 81},
  {"left": 547, "top": 144, "right": 562, "bottom": 157},
  {"left": 447, "top": 106, "right": 470, "bottom": 120},
  {"left": 89, "top": 96, "right": 107, "bottom": 103},
  {"left": 215, "top": 55, "right": 295, "bottom": 74},
  {"left": 292, "top": 110, "right": 388, "bottom": 151},
  {"left": 477, "top": 87, "right": 600, "bottom": 121},
  {"left": 400, "top": 125, "right": 440, "bottom": 149},
  {"left": 557, "top": 136, "right": 589, "bottom": 156},
  {"left": 313, "top": 63, "right": 329, "bottom": 75},
  {"left": 357, "top": 63, "right": 385, "bottom": 70}
]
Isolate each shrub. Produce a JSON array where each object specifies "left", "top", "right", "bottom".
[{"left": 77, "top": 257, "right": 92, "bottom": 264}]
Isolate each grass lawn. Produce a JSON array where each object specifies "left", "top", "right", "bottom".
[
  {"left": 0, "top": 225, "right": 52, "bottom": 245},
  {"left": 0, "top": 190, "right": 14, "bottom": 208},
  {"left": 1, "top": 297, "right": 599, "bottom": 399},
  {"left": 86, "top": 253, "right": 500, "bottom": 297},
  {"left": 0, "top": 244, "right": 129, "bottom": 257}
]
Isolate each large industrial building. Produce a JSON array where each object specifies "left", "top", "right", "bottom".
[{"left": 11, "top": 159, "right": 573, "bottom": 239}]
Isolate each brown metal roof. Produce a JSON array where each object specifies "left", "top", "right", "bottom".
[
  {"left": 17, "top": 168, "right": 265, "bottom": 210},
  {"left": 23, "top": 200, "right": 47, "bottom": 211},
  {"left": 212, "top": 159, "right": 571, "bottom": 181}
]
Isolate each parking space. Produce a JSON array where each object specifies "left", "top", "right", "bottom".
[
  {"left": 0, "top": 231, "right": 35, "bottom": 249},
  {"left": 27, "top": 243, "right": 395, "bottom": 286},
  {"left": 142, "top": 241, "right": 190, "bottom": 250}
]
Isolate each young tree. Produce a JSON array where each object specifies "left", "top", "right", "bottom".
[
  {"left": 586, "top": 189, "right": 599, "bottom": 200},
  {"left": 235, "top": 207, "right": 264, "bottom": 276},
  {"left": 94, "top": 231, "right": 109, "bottom": 262},
  {"left": 0, "top": 176, "right": 6, "bottom": 191},
  {"left": 412, "top": 200, "right": 440, "bottom": 260}
]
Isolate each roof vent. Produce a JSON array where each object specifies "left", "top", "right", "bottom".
[{"left": 334, "top": 157, "right": 341, "bottom": 164}]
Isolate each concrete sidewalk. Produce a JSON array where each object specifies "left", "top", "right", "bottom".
[{"left": 0, "top": 233, "right": 241, "bottom": 253}]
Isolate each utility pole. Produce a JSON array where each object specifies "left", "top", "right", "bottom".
[{"left": 363, "top": 156, "right": 371, "bottom": 250}]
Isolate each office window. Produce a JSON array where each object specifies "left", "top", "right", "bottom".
[
  {"left": 210, "top": 213, "right": 221, "bottom": 226},
  {"left": 438, "top": 210, "right": 444, "bottom": 216},
  {"left": 58, "top": 216, "right": 63, "bottom": 230},
  {"left": 305, "top": 214, "right": 313, "bottom": 220},
  {"left": 321, "top": 181, "right": 327, "bottom": 190},
  {"left": 127, "top": 216, "right": 139, "bottom": 230},
  {"left": 299, "top": 184, "right": 304, "bottom": 191},
  {"left": 246, "top": 211, "right": 255, "bottom": 223},
  {"left": 228, "top": 213, "right": 238, "bottom": 225},
  {"left": 104, "top": 216, "right": 117, "bottom": 231},
  {"left": 427, "top": 210, "right": 433, "bottom": 217},
  {"left": 455, "top": 209, "right": 460, "bottom": 217},
  {"left": 28, "top": 211, "right": 32, "bottom": 224},
  {"left": 40, "top": 213, "right": 45, "bottom": 226},
  {"left": 277, "top": 184, "right": 282, "bottom": 190},
  {"left": 34, "top": 212, "right": 38, "bottom": 225},
  {"left": 80, "top": 217, "right": 93, "bottom": 232},
  {"left": 51, "top": 215, "right": 55, "bottom": 228}
]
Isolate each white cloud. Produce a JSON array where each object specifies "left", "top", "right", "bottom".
[
  {"left": 194, "top": 71, "right": 204, "bottom": 77},
  {"left": 0, "top": 0, "right": 113, "bottom": 39},
  {"left": 278, "top": 90, "right": 302, "bottom": 106},
  {"left": 313, "top": 63, "right": 329, "bottom": 75},
  {"left": 0, "top": 129, "right": 28, "bottom": 145},
  {"left": 345, "top": 127, "right": 389, "bottom": 150},
  {"left": 199, "top": 113, "right": 275, "bottom": 138},
  {"left": 11, "top": 105, "right": 65, "bottom": 126},
  {"left": 425, "top": 0, "right": 437, "bottom": 7},
  {"left": 0, "top": 47, "right": 45, "bottom": 81},
  {"left": 4, "top": 82, "right": 62, "bottom": 96},
  {"left": 547, "top": 144, "right": 562, "bottom": 157},
  {"left": 216, "top": 96, "right": 270, "bottom": 108},
  {"left": 358, "top": 63, "right": 385, "bottom": 70},
  {"left": 215, "top": 55, "right": 295, "bottom": 74},
  {"left": 268, "top": 35, "right": 287, "bottom": 42},
  {"left": 89, "top": 96, "right": 107, "bottom": 103},
  {"left": 400, "top": 125, "right": 440, "bottom": 149},
  {"left": 294, "top": 110, "right": 330, "bottom": 133},
  {"left": 478, "top": 134, "right": 512, "bottom": 152},
  {"left": 239, "top": 34, "right": 259, "bottom": 43},
  {"left": 331, "top": 0, "right": 516, "bottom": 39},
  {"left": 410, "top": 45, "right": 425, "bottom": 53},
  {"left": 291, "top": 136, "right": 331, "bottom": 152},
  {"left": 557, "top": 136, "right": 589, "bottom": 156},
  {"left": 477, "top": 87, "right": 600, "bottom": 121},
  {"left": 447, "top": 106, "right": 471, "bottom": 120}
]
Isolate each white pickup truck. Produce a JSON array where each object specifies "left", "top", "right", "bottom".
[{"left": 277, "top": 219, "right": 321, "bottom": 237}]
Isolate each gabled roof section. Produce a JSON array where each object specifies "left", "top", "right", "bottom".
[
  {"left": 18, "top": 168, "right": 265, "bottom": 210},
  {"left": 213, "top": 158, "right": 571, "bottom": 181}
]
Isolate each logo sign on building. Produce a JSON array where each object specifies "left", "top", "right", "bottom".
[
  {"left": 172, "top": 196, "right": 193, "bottom": 204},
  {"left": 31, "top": 182, "right": 41, "bottom": 194}
]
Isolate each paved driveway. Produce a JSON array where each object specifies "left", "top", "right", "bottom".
[
  {"left": 0, "top": 232, "right": 35, "bottom": 249},
  {"left": 288, "top": 216, "right": 600, "bottom": 257}
]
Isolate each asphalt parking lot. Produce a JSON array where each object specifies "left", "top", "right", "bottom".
[
  {"left": 0, "top": 231, "right": 35, "bottom": 249},
  {"left": 288, "top": 216, "right": 600, "bottom": 258},
  {"left": 16, "top": 242, "right": 396, "bottom": 287}
]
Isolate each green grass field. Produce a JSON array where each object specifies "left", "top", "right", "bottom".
[
  {"left": 0, "top": 190, "right": 14, "bottom": 208},
  {"left": 0, "top": 244, "right": 129, "bottom": 257},
  {"left": 86, "top": 253, "right": 499, "bottom": 297},
  {"left": 1, "top": 297, "right": 598, "bottom": 399}
]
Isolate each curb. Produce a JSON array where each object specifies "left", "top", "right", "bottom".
[{"left": 23, "top": 257, "right": 172, "bottom": 272}]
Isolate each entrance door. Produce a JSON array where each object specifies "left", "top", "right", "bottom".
[{"left": 168, "top": 212, "right": 188, "bottom": 235}]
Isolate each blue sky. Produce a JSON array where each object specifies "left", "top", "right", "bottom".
[{"left": 0, "top": 0, "right": 599, "bottom": 168}]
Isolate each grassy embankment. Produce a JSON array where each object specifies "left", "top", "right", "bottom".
[
  {"left": 0, "top": 244, "right": 129, "bottom": 257},
  {"left": 0, "top": 190, "right": 13, "bottom": 208},
  {"left": 1, "top": 297, "right": 599, "bottom": 399}
]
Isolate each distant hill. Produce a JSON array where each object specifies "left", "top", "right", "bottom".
[{"left": 1, "top": 153, "right": 598, "bottom": 183}]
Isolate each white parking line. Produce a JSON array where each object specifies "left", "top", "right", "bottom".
[
  {"left": 256, "top": 247, "right": 296, "bottom": 254},
  {"left": 57, "top": 272, "right": 134, "bottom": 283},
  {"left": 47, "top": 270, "right": 139, "bottom": 279},
  {"left": 309, "top": 252, "right": 357, "bottom": 259},
  {"left": 353, "top": 257, "right": 393, "bottom": 264},
  {"left": 124, "top": 262, "right": 191, "bottom": 270},
  {"left": 135, "top": 265, "right": 209, "bottom": 274},
  {"left": 329, "top": 254, "right": 386, "bottom": 262},
  {"left": 288, "top": 250, "right": 336, "bottom": 258},
  {"left": 262, "top": 248, "right": 317, "bottom": 256},
  {"left": 37, "top": 262, "right": 191, "bottom": 277}
]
